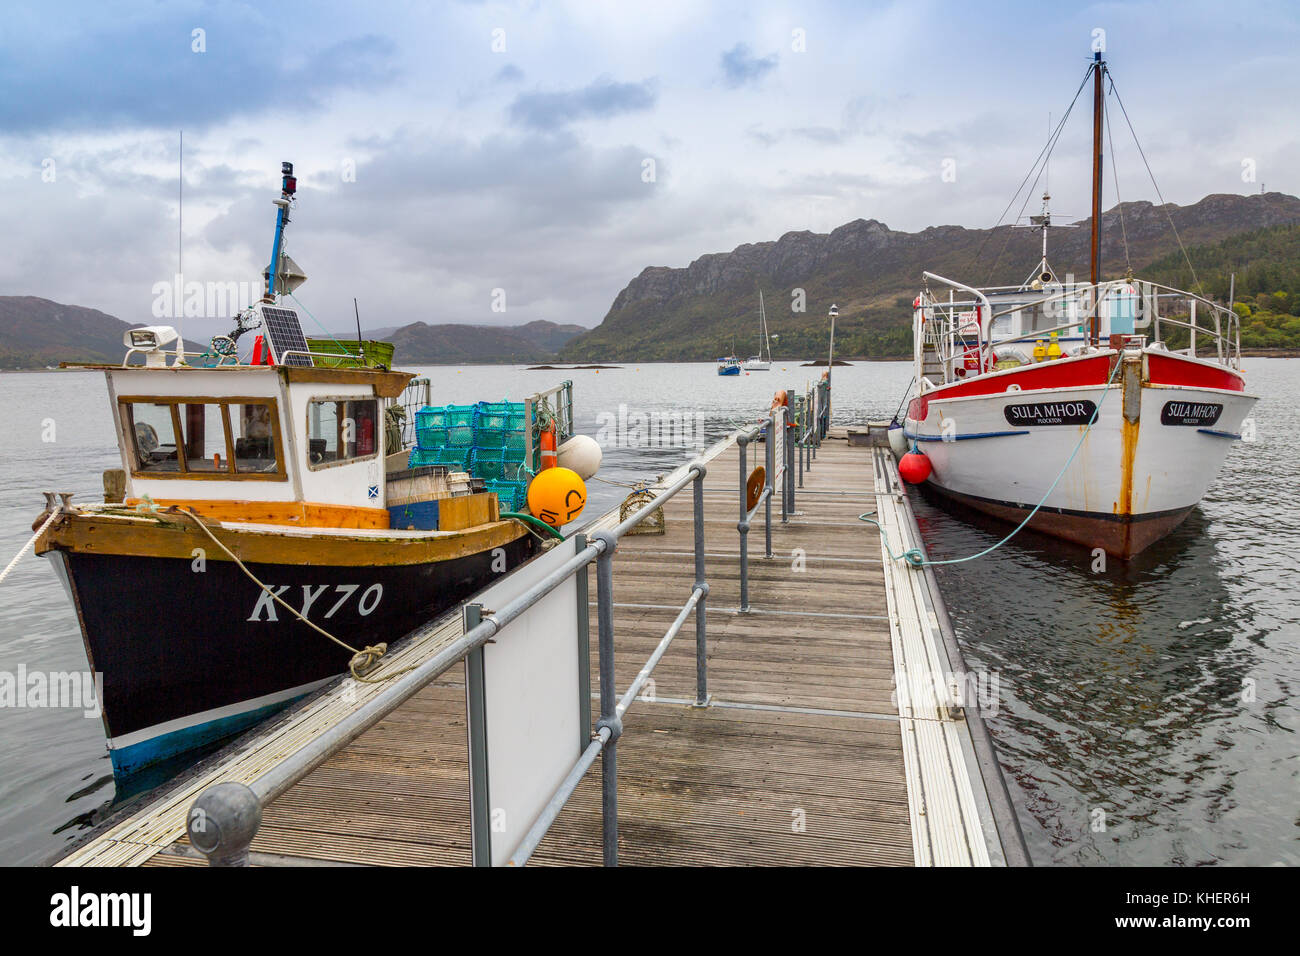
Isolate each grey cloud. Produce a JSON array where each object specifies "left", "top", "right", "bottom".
[
  {"left": 720, "top": 43, "right": 778, "bottom": 88},
  {"left": 792, "top": 127, "right": 844, "bottom": 145},
  {"left": 745, "top": 125, "right": 784, "bottom": 147},
  {"left": 508, "top": 76, "right": 656, "bottom": 130}
]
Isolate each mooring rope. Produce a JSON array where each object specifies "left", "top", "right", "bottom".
[
  {"left": 866, "top": 356, "right": 1125, "bottom": 568},
  {"left": 179, "top": 508, "right": 415, "bottom": 684},
  {"left": 0, "top": 509, "right": 62, "bottom": 587}
]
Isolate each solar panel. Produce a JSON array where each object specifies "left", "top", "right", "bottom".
[{"left": 259, "top": 306, "right": 311, "bottom": 367}]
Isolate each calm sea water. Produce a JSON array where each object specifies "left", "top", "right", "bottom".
[{"left": 0, "top": 360, "right": 1294, "bottom": 865}]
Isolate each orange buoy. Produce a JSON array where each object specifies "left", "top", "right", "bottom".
[
  {"left": 899, "top": 451, "right": 932, "bottom": 484},
  {"left": 527, "top": 467, "right": 587, "bottom": 527}
]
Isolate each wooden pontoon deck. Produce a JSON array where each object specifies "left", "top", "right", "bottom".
[{"left": 57, "top": 429, "right": 1021, "bottom": 867}]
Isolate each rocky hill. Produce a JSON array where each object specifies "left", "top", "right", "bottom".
[
  {"left": 386, "top": 319, "right": 585, "bottom": 364},
  {"left": 560, "top": 192, "right": 1300, "bottom": 361},
  {"left": 0, "top": 299, "right": 587, "bottom": 369},
  {"left": 0, "top": 297, "right": 135, "bottom": 368}
]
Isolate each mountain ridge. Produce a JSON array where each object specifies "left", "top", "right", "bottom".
[
  {"left": 560, "top": 192, "right": 1300, "bottom": 361},
  {"left": 0, "top": 298, "right": 587, "bottom": 368}
]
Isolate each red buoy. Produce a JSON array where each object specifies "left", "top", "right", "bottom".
[{"left": 899, "top": 451, "right": 932, "bottom": 484}]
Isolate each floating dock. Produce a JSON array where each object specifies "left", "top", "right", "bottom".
[{"left": 56, "top": 426, "right": 1026, "bottom": 867}]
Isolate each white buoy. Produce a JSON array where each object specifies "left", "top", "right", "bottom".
[
  {"left": 887, "top": 424, "right": 908, "bottom": 461},
  {"left": 558, "top": 434, "right": 602, "bottom": 480}
]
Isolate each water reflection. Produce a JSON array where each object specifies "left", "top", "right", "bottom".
[{"left": 913, "top": 487, "right": 1284, "bottom": 865}]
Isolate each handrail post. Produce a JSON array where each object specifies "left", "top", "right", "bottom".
[
  {"left": 785, "top": 410, "right": 794, "bottom": 519},
  {"left": 778, "top": 407, "right": 788, "bottom": 523},
  {"left": 797, "top": 415, "right": 805, "bottom": 489},
  {"left": 692, "top": 465, "right": 711, "bottom": 707},
  {"left": 187, "top": 782, "right": 261, "bottom": 866},
  {"left": 591, "top": 531, "right": 620, "bottom": 866},
  {"left": 764, "top": 411, "right": 774, "bottom": 558},
  {"left": 738, "top": 431, "right": 751, "bottom": 612}
]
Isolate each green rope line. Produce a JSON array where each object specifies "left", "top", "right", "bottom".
[
  {"left": 867, "top": 356, "right": 1125, "bottom": 568},
  {"left": 286, "top": 292, "right": 351, "bottom": 356},
  {"left": 500, "top": 511, "right": 564, "bottom": 540}
]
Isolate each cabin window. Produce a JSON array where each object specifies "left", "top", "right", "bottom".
[
  {"left": 306, "top": 399, "right": 380, "bottom": 469},
  {"left": 119, "top": 397, "right": 285, "bottom": 480},
  {"left": 179, "top": 403, "right": 228, "bottom": 473},
  {"left": 230, "top": 403, "right": 280, "bottom": 474},
  {"left": 125, "top": 403, "right": 183, "bottom": 472}
]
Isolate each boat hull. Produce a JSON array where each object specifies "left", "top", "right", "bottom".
[
  {"left": 905, "top": 351, "right": 1255, "bottom": 558},
  {"left": 922, "top": 486, "right": 1195, "bottom": 556},
  {"left": 40, "top": 516, "right": 534, "bottom": 775}
]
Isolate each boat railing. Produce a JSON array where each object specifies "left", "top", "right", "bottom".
[
  {"left": 1141, "top": 281, "right": 1242, "bottom": 368},
  {"left": 917, "top": 277, "right": 1242, "bottom": 386},
  {"left": 389, "top": 376, "right": 431, "bottom": 450},
  {"left": 524, "top": 380, "right": 575, "bottom": 473}
]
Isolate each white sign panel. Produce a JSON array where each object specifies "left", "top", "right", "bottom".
[{"left": 465, "top": 537, "right": 584, "bottom": 866}]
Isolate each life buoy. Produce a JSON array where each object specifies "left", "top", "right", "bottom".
[{"left": 539, "top": 424, "right": 558, "bottom": 470}]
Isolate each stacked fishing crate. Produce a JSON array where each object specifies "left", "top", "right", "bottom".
[{"left": 411, "top": 401, "right": 531, "bottom": 512}]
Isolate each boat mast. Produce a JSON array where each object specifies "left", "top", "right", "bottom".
[
  {"left": 266, "top": 162, "right": 297, "bottom": 302},
  {"left": 1089, "top": 50, "right": 1105, "bottom": 346}
]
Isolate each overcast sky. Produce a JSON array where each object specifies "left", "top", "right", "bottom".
[{"left": 3, "top": 0, "right": 1297, "bottom": 341}]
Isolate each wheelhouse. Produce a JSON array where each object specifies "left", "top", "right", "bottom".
[{"left": 106, "top": 364, "right": 414, "bottom": 526}]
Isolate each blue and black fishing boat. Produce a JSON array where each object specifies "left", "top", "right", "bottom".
[{"left": 32, "top": 164, "right": 554, "bottom": 776}]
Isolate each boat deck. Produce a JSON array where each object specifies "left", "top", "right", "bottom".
[{"left": 56, "top": 430, "right": 1020, "bottom": 867}]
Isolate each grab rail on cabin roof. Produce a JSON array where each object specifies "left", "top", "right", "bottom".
[{"left": 916, "top": 277, "right": 1241, "bottom": 384}]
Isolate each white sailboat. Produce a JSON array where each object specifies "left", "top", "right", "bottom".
[{"left": 743, "top": 291, "right": 773, "bottom": 371}]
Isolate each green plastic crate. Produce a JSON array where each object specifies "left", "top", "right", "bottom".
[
  {"left": 416, "top": 405, "right": 478, "bottom": 429},
  {"left": 416, "top": 423, "right": 474, "bottom": 448},
  {"left": 409, "top": 446, "right": 469, "bottom": 469},
  {"left": 305, "top": 338, "right": 396, "bottom": 369},
  {"left": 484, "top": 479, "right": 528, "bottom": 512},
  {"left": 468, "top": 447, "right": 528, "bottom": 482},
  {"left": 472, "top": 401, "right": 528, "bottom": 451}
]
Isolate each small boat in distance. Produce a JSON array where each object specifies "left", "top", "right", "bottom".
[
  {"left": 717, "top": 339, "right": 741, "bottom": 375},
  {"left": 897, "top": 50, "right": 1257, "bottom": 558},
  {"left": 743, "top": 290, "right": 773, "bottom": 371}
]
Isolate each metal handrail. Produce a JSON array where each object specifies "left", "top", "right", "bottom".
[
  {"left": 186, "top": 455, "right": 710, "bottom": 868},
  {"left": 736, "top": 406, "right": 789, "bottom": 610},
  {"left": 917, "top": 277, "right": 1242, "bottom": 382}
]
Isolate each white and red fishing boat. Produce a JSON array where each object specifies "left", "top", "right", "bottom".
[{"left": 896, "top": 51, "right": 1257, "bottom": 558}]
